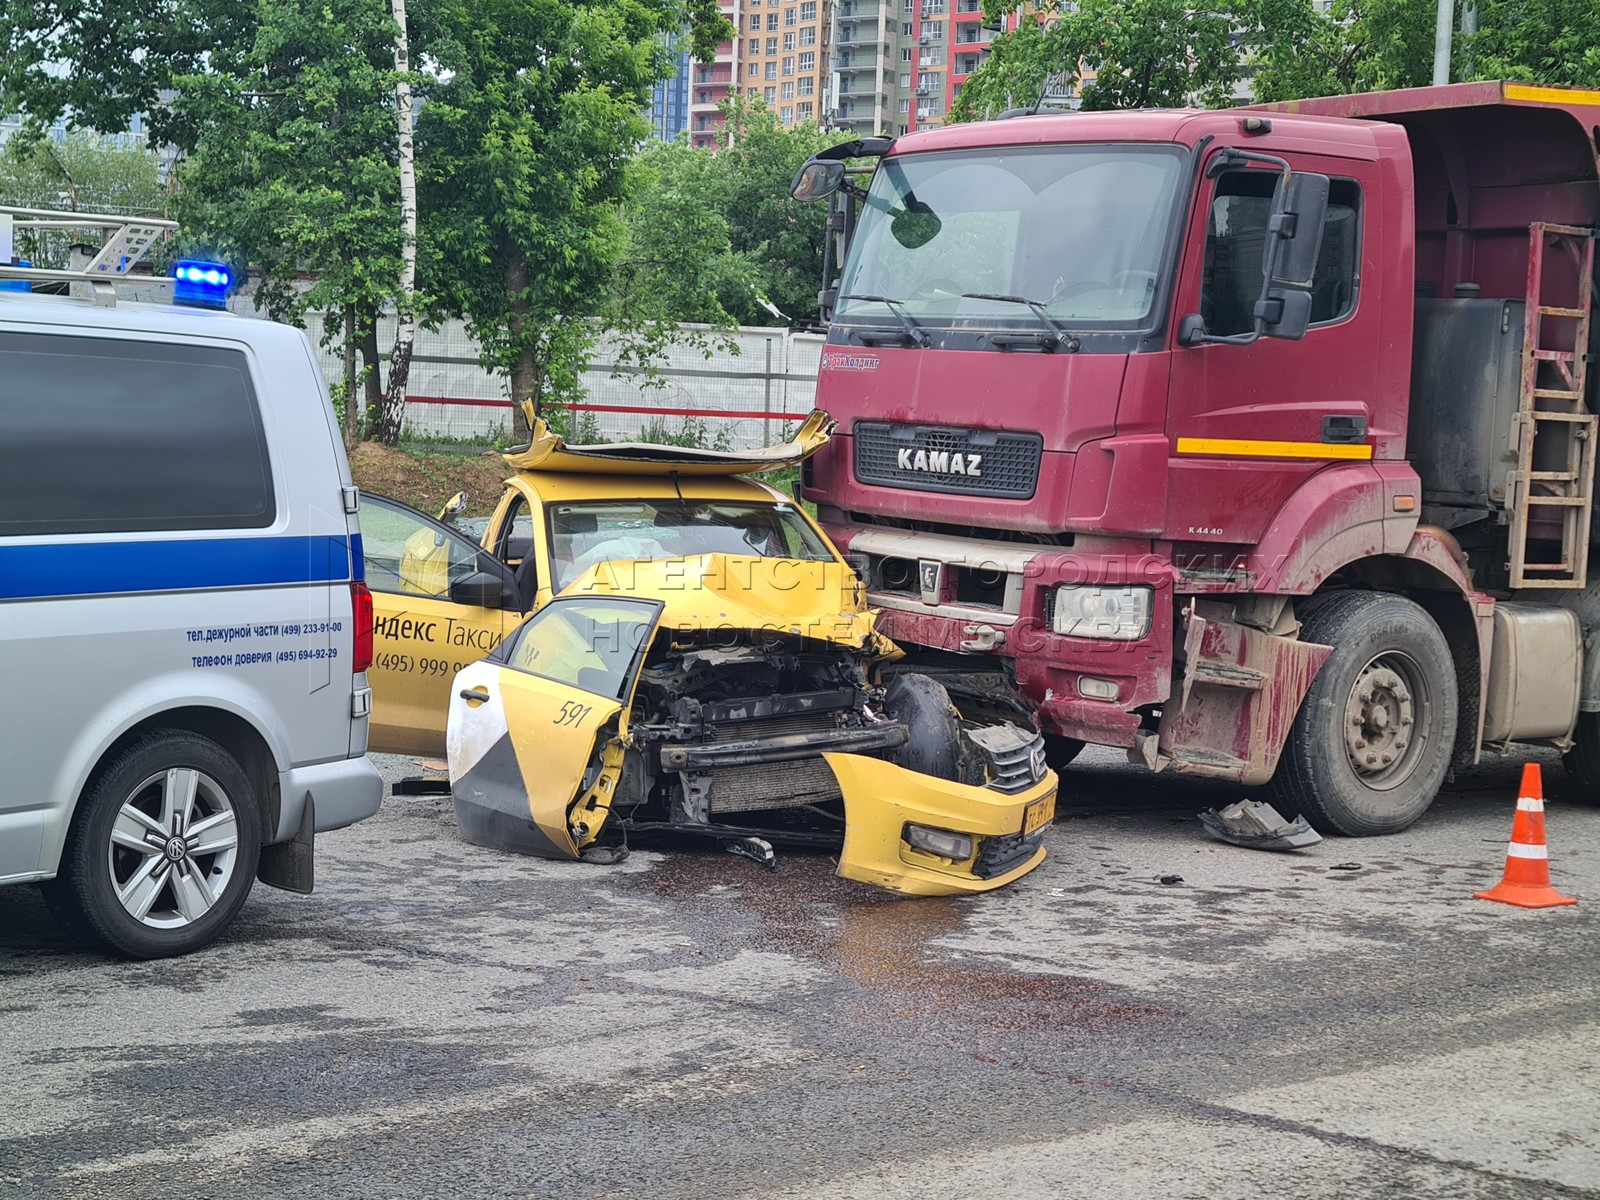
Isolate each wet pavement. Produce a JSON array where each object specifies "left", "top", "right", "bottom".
[{"left": 3, "top": 747, "right": 1598, "bottom": 1198}]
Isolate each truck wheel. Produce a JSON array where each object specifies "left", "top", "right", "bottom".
[
  {"left": 1269, "top": 592, "right": 1457, "bottom": 836},
  {"left": 884, "top": 673, "right": 962, "bottom": 781},
  {"left": 43, "top": 731, "right": 261, "bottom": 959},
  {"left": 1562, "top": 712, "right": 1600, "bottom": 798},
  {"left": 1043, "top": 735, "right": 1084, "bottom": 771}
]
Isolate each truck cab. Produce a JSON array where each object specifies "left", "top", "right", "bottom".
[{"left": 795, "top": 83, "right": 1600, "bottom": 835}]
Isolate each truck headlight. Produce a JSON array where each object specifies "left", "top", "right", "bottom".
[{"left": 1051, "top": 585, "right": 1153, "bottom": 641}]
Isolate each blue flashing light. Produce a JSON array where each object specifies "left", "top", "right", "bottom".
[{"left": 172, "top": 259, "right": 233, "bottom": 309}]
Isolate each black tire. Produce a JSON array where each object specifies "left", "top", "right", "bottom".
[
  {"left": 1268, "top": 592, "right": 1457, "bottom": 836},
  {"left": 884, "top": 673, "right": 962, "bottom": 781},
  {"left": 1043, "top": 735, "right": 1085, "bottom": 771},
  {"left": 1563, "top": 711, "right": 1600, "bottom": 798},
  {"left": 43, "top": 731, "right": 261, "bottom": 958}
]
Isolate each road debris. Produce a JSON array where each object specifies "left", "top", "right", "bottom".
[{"left": 1198, "top": 799, "right": 1322, "bottom": 851}]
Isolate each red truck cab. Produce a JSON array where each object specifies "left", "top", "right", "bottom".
[{"left": 798, "top": 83, "right": 1600, "bottom": 835}]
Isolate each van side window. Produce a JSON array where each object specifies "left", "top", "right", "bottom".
[
  {"left": 1200, "top": 172, "right": 1361, "bottom": 337},
  {"left": 0, "top": 332, "right": 274, "bottom": 536}
]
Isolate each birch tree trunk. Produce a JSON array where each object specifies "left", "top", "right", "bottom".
[
  {"left": 377, "top": 0, "right": 418, "bottom": 446},
  {"left": 342, "top": 303, "right": 358, "bottom": 450}
]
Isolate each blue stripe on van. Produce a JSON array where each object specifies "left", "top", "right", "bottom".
[{"left": 0, "top": 535, "right": 361, "bottom": 601}]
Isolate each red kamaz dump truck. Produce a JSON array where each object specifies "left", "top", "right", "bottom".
[{"left": 790, "top": 81, "right": 1600, "bottom": 835}]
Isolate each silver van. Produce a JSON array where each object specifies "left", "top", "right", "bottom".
[{"left": 0, "top": 210, "right": 382, "bottom": 958}]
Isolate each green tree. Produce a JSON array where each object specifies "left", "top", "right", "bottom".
[
  {"left": 171, "top": 0, "right": 404, "bottom": 445},
  {"left": 0, "top": 133, "right": 166, "bottom": 233},
  {"left": 414, "top": 0, "right": 733, "bottom": 434},
  {"left": 622, "top": 100, "right": 847, "bottom": 327},
  {"left": 950, "top": 0, "right": 1244, "bottom": 121}
]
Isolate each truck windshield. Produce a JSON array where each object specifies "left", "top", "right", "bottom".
[
  {"left": 836, "top": 144, "right": 1186, "bottom": 330},
  {"left": 547, "top": 499, "right": 836, "bottom": 591}
]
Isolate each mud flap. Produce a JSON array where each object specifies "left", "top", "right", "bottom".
[
  {"left": 256, "top": 793, "right": 314, "bottom": 894},
  {"left": 823, "top": 753, "right": 1053, "bottom": 897},
  {"left": 1154, "top": 599, "right": 1333, "bottom": 786}
]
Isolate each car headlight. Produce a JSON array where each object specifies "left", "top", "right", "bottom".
[{"left": 1051, "top": 584, "right": 1153, "bottom": 641}]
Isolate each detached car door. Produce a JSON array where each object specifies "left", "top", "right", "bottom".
[
  {"left": 447, "top": 596, "right": 663, "bottom": 860},
  {"left": 361, "top": 494, "right": 521, "bottom": 756}
]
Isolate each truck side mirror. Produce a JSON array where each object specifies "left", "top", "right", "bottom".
[
  {"left": 1268, "top": 173, "right": 1330, "bottom": 291},
  {"left": 1260, "top": 172, "right": 1329, "bottom": 342},
  {"left": 791, "top": 160, "right": 845, "bottom": 202}
]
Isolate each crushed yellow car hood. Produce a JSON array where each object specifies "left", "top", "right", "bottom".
[
  {"left": 503, "top": 406, "right": 834, "bottom": 476},
  {"left": 564, "top": 554, "right": 892, "bottom": 651}
]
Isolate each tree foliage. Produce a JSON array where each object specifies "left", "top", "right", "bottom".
[
  {"left": 623, "top": 100, "right": 848, "bottom": 328},
  {"left": 414, "top": 0, "right": 733, "bottom": 429},
  {"left": 952, "top": 0, "right": 1600, "bottom": 117},
  {"left": 171, "top": 0, "right": 404, "bottom": 334},
  {"left": 950, "top": 0, "right": 1243, "bottom": 121}
]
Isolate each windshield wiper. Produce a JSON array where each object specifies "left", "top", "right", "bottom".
[
  {"left": 963, "top": 293, "right": 1081, "bottom": 353},
  {"left": 839, "top": 294, "right": 931, "bottom": 348}
]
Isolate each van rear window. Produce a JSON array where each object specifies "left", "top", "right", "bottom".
[{"left": 0, "top": 332, "right": 275, "bottom": 536}]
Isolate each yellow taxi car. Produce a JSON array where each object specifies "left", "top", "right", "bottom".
[{"left": 362, "top": 410, "right": 1055, "bottom": 895}]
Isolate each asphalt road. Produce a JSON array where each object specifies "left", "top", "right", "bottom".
[{"left": 4, "top": 747, "right": 1598, "bottom": 1199}]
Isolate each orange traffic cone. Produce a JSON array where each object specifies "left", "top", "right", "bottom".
[{"left": 1474, "top": 763, "right": 1577, "bottom": 909}]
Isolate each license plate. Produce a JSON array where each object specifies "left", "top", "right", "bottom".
[{"left": 1023, "top": 791, "right": 1056, "bottom": 836}]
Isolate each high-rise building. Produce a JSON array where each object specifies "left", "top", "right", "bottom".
[
  {"left": 649, "top": 38, "right": 693, "bottom": 141},
  {"left": 737, "top": 0, "right": 830, "bottom": 131},
  {"left": 689, "top": 0, "right": 741, "bottom": 147},
  {"left": 827, "top": 0, "right": 1020, "bottom": 137}
]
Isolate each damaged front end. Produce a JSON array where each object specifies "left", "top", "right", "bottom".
[{"left": 446, "top": 564, "right": 1056, "bottom": 894}]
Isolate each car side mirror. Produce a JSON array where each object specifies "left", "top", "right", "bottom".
[
  {"left": 450, "top": 569, "right": 513, "bottom": 609},
  {"left": 791, "top": 160, "right": 845, "bottom": 202}
]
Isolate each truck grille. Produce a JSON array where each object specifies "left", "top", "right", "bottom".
[{"left": 854, "top": 422, "right": 1043, "bottom": 499}]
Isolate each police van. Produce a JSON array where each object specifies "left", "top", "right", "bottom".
[{"left": 0, "top": 207, "right": 382, "bottom": 958}]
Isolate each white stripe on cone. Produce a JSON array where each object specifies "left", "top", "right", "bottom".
[
  {"left": 1507, "top": 842, "right": 1550, "bottom": 860},
  {"left": 1516, "top": 797, "right": 1544, "bottom": 812}
]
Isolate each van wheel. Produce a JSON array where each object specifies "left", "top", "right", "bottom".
[
  {"left": 1268, "top": 592, "right": 1457, "bottom": 836},
  {"left": 44, "top": 732, "right": 261, "bottom": 958},
  {"left": 884, "top": 673, "right": 962, "bottom": 781},
  {"left": 1563, "top": 712, "right": 1600, "bottom": 799}
]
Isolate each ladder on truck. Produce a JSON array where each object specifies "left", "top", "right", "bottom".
[
  {"left": 0, "top": 205, "right": 177, "bottom": 306},
  {"left": 1508, "top": 222, "right": 1599, "bottom": 589}
]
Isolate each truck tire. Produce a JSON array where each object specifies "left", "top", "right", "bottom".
[
  {"left": 1043, "top": 735, "right": 1085, "bottom": 771},
  {"left": 43, "top": 731, "right": 261, "bottom": 959},
  {"left": 885, "top": 673, "right": 962, "bottom": 782},
  {"left": 1562, "top": 712, "right": 1600, "bottom": 798},
  {"left": 1268, "top": 592, "right": 1457, "bottom": 836}
]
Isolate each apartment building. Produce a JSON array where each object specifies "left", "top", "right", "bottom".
[
  {"left": 738, "top": 0, "right": 830, "bottom": 130},
  {"left": 689, "top": 0, "right": 741, "bottom": 148},
  {"left": 828, "top": 0, "right": 1017, "bottom": 137}
]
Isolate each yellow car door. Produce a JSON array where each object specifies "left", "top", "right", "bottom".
[
  {"left": 361, "top": 494, "right": 522, "bottom": 756},
  {"left": 447, "top": 596, "right": 663, "bottom": 859}
]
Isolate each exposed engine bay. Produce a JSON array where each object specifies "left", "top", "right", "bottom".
[{"left": 600, "top": 629, "right": 1050, "bottom": 858}]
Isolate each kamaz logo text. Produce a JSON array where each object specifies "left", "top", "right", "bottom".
[{"left": 896, "top": 448, "right": 984, "bottom": 477}]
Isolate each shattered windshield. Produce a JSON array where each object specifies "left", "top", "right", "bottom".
[
  {"left": 547, "top": 499, "right": 835, "bottom": 591},
  {"left": 836, "top": 144, "right": 1186, "bottom": 329}
]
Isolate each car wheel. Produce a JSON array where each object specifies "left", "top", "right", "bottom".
[
  {"left": 1268, "top": 592, "right": 1457, "bottom": 836},
  {"left": 884, "top": 673, "right": 962, "bottom": 781},
  {"left": 44, "top": 731, "right": 261, "bottom": 958},
  {"left": 1563, "top": 711, "right": 1600, "bottom": 799}
]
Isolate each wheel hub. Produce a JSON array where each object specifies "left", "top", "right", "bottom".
[
  {"left": 1344, "top": 663, "right": 1417, "bottom": 782},
  {"left": 107, "top": 767, "right": 240, "bottom": 929}
]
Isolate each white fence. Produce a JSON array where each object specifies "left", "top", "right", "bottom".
[{"left": 283, "top": 310, "right": 824, "bottom": 449}]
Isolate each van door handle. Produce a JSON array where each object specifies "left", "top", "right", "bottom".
[{"left": 459, "top": 687, "right": 490, "bottom": 704}]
